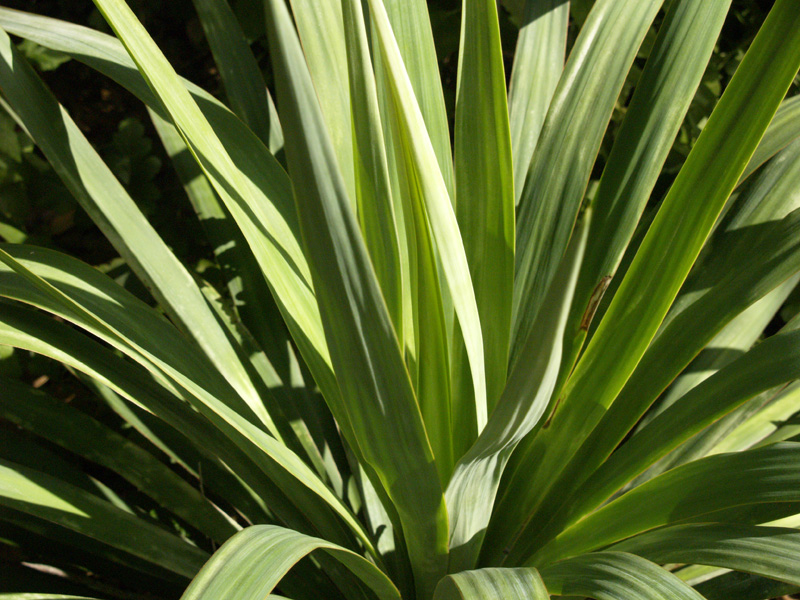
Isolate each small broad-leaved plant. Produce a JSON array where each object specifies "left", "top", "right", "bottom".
[{"left": 1, "top": 0, "right": 800, "bottom": 599}]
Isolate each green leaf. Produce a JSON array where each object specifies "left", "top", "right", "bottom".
[
  {"left": 179, "top": 525, "right": 400, "bottom": 600},
  {"left": 540, "top": 552, "right": 706, "bottom": 600},
  {"left": 738, "top": 95, "right": 800, "bottom": 186},
  {"left": 454, "top": 0, "right": 515, "bottom": 412},
  {"left": 0, "top": 427, "right": 100, "bottom": 499},
  {"left": 507, "top": 0, "right": 568, "bottom": 204},
  {"left": 0, "top": 12, "right": 349, "bottom": 488},
  {"left": 433, "top": 567, "right": 548, "bottom": 599},
  {"left": 695, "top": 571, "right": 799, "bottom": 600},
  {"left": 0, "top": 301, "right": 274, "bottom": 526},
  {"left": 368, "top": 0, "right": 488, "bottom": 434},
  {"left": 377, "top": 0, "right": 454, "bottom": 197},
  {"left": 714, "top": 383, "right": 800, "bottom": 455},
  {"left": 341, "top": 0, "right": 404, "bottom": 344},
  {"left": 581, "top": 141, "right": 800, "bottom": 479},
  {"left": 581, "top": 326, "right": 800, "bottom": 517},
  {"left": 1, "top": 4, "right": 339, "bottom": 427},
  {"left": 445, "top": 209, "right": 587, "bottom": 572},
  {"left": 530, "top": 442, "right": 800, "bottom": 565},
  {"left": 146, "top": 108, "right": 293, "bottom": 387},
  {"left": 0, "top": 246, "right": 373, "bottom": 556},
  {"left": 286, "top": 0, "right": 355, "bottom": 203},
  {"left": 373, "top": 22, "right": 455, "bottom": 477},
  {"left": 0, "top": 459, "right": 209, "bottom": 580},
  {"left": 512, "top": 0, "right": 663, "bottom": 360},
  {"left": 149, "top": 109, "right": 339, "bottom": 489},
  {"left": 190, "top": 0, "right": 283, "bottom": 153},
  {"left": 564, "top": 0, "right": 732, "bottom": 372},
  {"left": 263, "top": 0, "right": 448, "bottom": 595},
  {"left": 513, "top": 0, "right": 800, "bottom": 562},
  {"left": 0, "top": 25, "right": 279, "bottom": 436},
  {"left": 627, "top": 275, "right": 800, "bottom": 483},
  {"left": 0, "top": 376, "right": 239, "bottom": 545},
  {"left": 563, "top": 0, "right": 800, "bottom": 448},
  {"left": 506, "top": 204, "right": 800, "bottom": 560},
  {"left": 612, "top": 523, "right": 800, "bottom": 586}
]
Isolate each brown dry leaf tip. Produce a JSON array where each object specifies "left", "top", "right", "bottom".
[{"left": 581, "top": 275, "right": 612, "bottom": 331}]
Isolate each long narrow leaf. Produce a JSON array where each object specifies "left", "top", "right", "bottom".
[
  {"left": 0, "top": 302, "right": 276, "bottom": 526},
  {"left": 537, "top": 326, "right": 800, "bottom": 551},
  {"left": 377, "top": 0, "right": 453, "bottom": 196},
  {"left": 507, "top": 0, "right": 568, "bottom": 204},
  {"left": 503, "top": 204, "right": 800, "bottom": 562},
  {"left": 341, "top": 0, "right": 403, "bottom": 343},
  {"left": 0, "top": 25, "right": 277, "bottom": 435},
  {"left": 512, "top": 0, "right": 663, "bottom": 358},
  {"left": 368, "top": 0, "right": 488, "bottom": 432},
  {"left": 191, "top": 0, "right": 283, "bottom": 152},
  {"left": 262, "top": 1, "right": 448, "bottom": 595},
  {"left": 530, "top": 442, "right": 800, "bottom": 566},
  {"left": 454, "top": 0, "right": 515, "bottom": 412},
  {"left": 445, "top": 211, "right": 587, "bottom": 572},
  {"left": 0, "top": 377, "right": 239, "bottom": 545},
  {"left": 286, "top": 0, "right": 355, "bottom": 203},
  {"left": 515, "top": 1, "right": 800, "bottom": 559},
  {"left": 562, "top": 0, "right": 732, "bottom": 374},
  {"left": 612, "top": 523, "right": 800, "bottom": 586},
  {"left": 0, "top": 246, "right": 374, "bottom": 558}
]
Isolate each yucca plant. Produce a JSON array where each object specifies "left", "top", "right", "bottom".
[{"left": 1, "top": 0, "right": 800, "bottom": 598}]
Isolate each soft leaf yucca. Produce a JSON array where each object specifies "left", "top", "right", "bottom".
[{"left": 1, "top": 0, "right": 800, "bottom": 598}]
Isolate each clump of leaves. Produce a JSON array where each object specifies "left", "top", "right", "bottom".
[{"left": 1, "top": 1, "right": 800, "bottom": 599}]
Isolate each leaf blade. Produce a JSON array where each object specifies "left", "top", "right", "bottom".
[{"left": 455, "top": 0, "right": 515, "bottom": 412}]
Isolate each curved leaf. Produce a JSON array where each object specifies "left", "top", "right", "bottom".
[
  {"left": 179, "top": 525, "right": 400, "bottom": 600},
  {"left": 612, "top": 523, "right": 800, "bottom": 586},
  {"left": 540, "top": 552, "right": 705, "bottom": 600},
  {"left": 531, "top": 442, "right": 800, "bottom": 565},
  {"left": 434, "top": 567, "right": 548, "bottom": 599},
  {"left": 0, "top": 5, "right": 343, "bottom": 433},
  {"left": 0, "top": 246, "right": 373, "bottom": 557},
  {"left": 0, "top": 301, "right": 275, "bottom": 526},
  {"left": 0, "top": 25, "right": 277, "bottom": 435},
  {"left": 446, "top": 210, "right": 587, "bottom": 572},
  {"left": 555, "top": 327, "right": 800, "bottom": 535}
]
